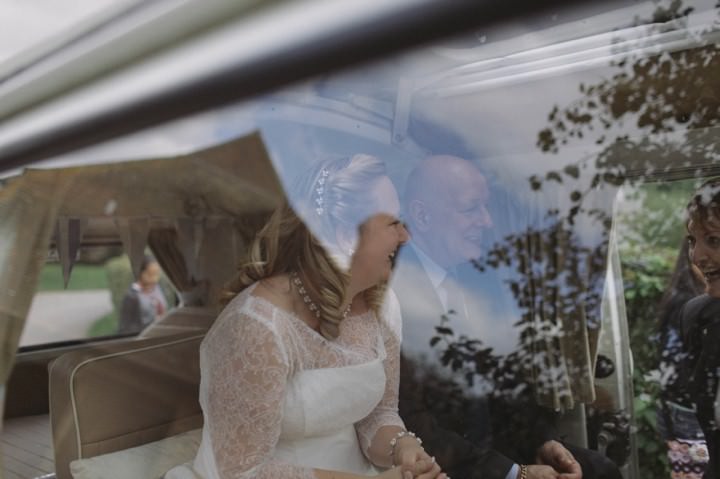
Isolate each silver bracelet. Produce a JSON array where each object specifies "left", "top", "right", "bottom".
[{"left": 389, "top": 430, "right": 423, "bottom": 466}]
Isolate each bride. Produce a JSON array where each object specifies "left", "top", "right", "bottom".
[{"left": 165, "top": 154, "right": 447, "bottom": 479}]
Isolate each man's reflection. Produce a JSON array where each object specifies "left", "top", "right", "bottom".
[
  {"left": 394, "top": 156, "right": 517, "bottom": 358},
  {"left": 393, "top": 155, "right": 621, "bottom": 479},
  {"left": 404, "top": 154, "right": 493, "bottom": 271}
]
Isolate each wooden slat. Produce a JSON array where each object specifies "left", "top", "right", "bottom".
[
  {"left": 2, "top": 416, "right": 53, "bottom": 460},
  {"left": 1, "top": 441, "right": 54, "bottom": 471},
  {"left": 3, "top": 467, "right": 24, "bottom": 479},
  {"left": 1, "top": 430, "right": 53, "bottom": 461},
  {"left": 2, "top": 428, "right": 53, "bottom": 455},
  {"left": 2, "top": 414, "right": 54, "bottom": 478},
  {"left": 1, "top": 443, "right": 54, "bottom": 475},
  {"left": 2, "top": 453, "right": 46, "bottom": 478}
]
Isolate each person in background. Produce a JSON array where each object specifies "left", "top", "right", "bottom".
[
  {"left": 118, "top": 255, "right": 168, "bottom": 334},
  {"left": 656, "top": 239, "right": 708, "bottom": 479}
]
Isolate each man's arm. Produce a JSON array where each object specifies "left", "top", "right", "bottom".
[{"left": 399, "top": 356, "right": 515, "bottom": 479}]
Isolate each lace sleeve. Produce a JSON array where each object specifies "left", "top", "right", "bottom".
[
  {"left": 202, "top": 308, "right": 316, "bottom": 479},
  {"left": 355, "top": 289, "right": 406, "bottom": 457}
]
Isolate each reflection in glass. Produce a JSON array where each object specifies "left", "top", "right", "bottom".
[{"left": 2, "top": 0, "right": 719, "bottom": 477}]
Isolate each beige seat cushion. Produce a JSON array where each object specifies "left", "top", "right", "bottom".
[
  {"left": 70, "top": 428, "right": 201, "bottom": 479},
  {"left": 50, "top": 333, "right": 205, "bottom": 479}
]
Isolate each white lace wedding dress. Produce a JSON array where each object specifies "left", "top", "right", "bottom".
[{"left": 165, "top": 283, "right": 404, "bottom": 479}]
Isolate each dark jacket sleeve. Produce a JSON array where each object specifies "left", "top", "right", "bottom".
[
  {"left": 399, "top": 355, "right": 515, "bottom": 479},
  {"left": 487, "top": 393, "right": 559, "bottom": 463},
  {"left": 118, "top": 290, "right": 142, "bottom": 334}
]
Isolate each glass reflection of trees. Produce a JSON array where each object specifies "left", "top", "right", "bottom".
[{"left": 411, "top": 1, "right": 719, "bottom": 474}]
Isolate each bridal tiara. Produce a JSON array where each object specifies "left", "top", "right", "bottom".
[{"left": 313, "top": 168, "right": 330, "bottom": 216}]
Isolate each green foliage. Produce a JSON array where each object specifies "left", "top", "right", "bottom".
[
  {"left": 87, "top": 311, "right": 119, "bottom": 338},
  {"left": 609, "top": 177, "right": 700, "bottom": 478},
  {"left": 618, "top": 180, "right": 699, "bottom": 251},
  {"left": 105, "top": 255, "right": 135, "bottom": 313},
  {"left": 621, "top": 243, "right": 675, "bottom": 478},
  {"left": 617, "top": 181, "right": 696, "bottom": 478}
]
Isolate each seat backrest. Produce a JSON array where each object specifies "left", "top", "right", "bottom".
[
  {"left": 139, "top": 306, "right": 217, "bottom": 339},
  {"left": 49, "top": 332, "right": 205, "bottom": 479}
]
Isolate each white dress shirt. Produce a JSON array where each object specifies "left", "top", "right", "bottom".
[{"left": 409, "top": 242, "right": 449, "bottom": 310}]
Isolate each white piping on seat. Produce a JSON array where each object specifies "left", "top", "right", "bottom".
[{"left": 66, "top": 334, "right": 204, "bottom": 459}]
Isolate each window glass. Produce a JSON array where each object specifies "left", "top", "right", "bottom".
[
  {"left": 2, "top": 0, "right": 720, "bottom": 477},
  {"left": 20, "top": 246, "right": 175, "bottom": 347}
]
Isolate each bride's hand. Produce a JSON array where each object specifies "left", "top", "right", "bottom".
[
  {"left": 376, "top": 465, "right": 449, "bottom": 479},
  {"left": 376, "top": 466, "right": 406, "bottom": 479},
  {"left": 399, "top": 458, "right": 447, "bottom": 479},
  {"left": 395, "top": 439, "right": 445, "bottom": 479}
]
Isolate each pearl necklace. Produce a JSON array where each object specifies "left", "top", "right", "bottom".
[{"left": 290, "top": 271, "right": 351, "bottom": 320}]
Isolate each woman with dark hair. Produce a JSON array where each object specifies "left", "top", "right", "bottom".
[
  {"left": 681, "top": 178, "right": 720, "bottom": 477},
  {"left": 656, "top": 239, "right": 707, "bottom": 478},
  {"left": 118, "top": 255, "right": 168, "bottom": 334}
]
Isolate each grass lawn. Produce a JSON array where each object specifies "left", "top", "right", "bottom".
[
  {"left": 38, "top": 263, "right": 120, "bottom": 337},
  {"left": 38, "top": 263, "right": 109, "bottom": 291},
  {"left": 87, "top": 311, "right": 119, "bottom": 337}
]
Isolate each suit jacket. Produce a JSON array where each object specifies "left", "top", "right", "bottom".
[{"left": 392, "top": 245, "right": 557, "bottom": 479}]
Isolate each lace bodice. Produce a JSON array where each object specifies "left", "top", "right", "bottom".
[{"left": 194, "top": 283, "right": 404, "bottom": 479}]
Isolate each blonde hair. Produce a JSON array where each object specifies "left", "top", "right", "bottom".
[{"left": 222, "top": 154, "right": 389, "bottom": 339}]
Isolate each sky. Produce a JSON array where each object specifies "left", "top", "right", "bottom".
[{"left": 0, "top": 0, "right": 124, "bottom": 67}]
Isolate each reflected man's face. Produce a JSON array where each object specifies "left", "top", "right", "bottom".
[{"left": 422, "top": 164, "right": 493, "bottom": 268}]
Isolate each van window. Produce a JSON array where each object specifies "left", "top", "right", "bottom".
[
  {"left": 21, "top": 246, "right": 175, "bottom": 348},
  {"left": 1, "top": 0, "right": 719, "bottom": 478}
]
